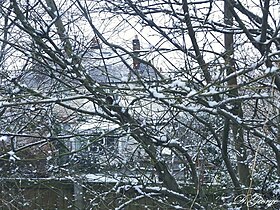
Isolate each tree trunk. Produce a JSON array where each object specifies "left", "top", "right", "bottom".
[{"left": 224, "top": 0, "right": 250, "bottom": 187}]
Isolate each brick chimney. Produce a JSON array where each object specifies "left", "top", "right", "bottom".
[{"left": 132, "top": 35, "right": 140, "bottom": 69}]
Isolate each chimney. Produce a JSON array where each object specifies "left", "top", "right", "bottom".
[{"left": 132, "top": 35, "right": 140, "bottom": 69}]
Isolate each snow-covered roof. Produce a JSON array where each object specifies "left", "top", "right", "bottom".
[
  {"left": 18, "top": 52, "right": 156, "bottom": 89},
  {"left": 84, "top": 46, "right": 157, "bottom": 84}
]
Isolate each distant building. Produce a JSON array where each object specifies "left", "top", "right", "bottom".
[{"left": 0, "top": 35, "right": 159, "bottom": 177}]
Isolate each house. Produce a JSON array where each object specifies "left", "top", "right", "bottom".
[
  {"left": 0, "top": 35, "right": 158, "bottom": 177},
  {"left": 66, "top": 35, "right": 159, "bottom": 174}
]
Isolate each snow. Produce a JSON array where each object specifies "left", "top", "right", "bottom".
[
  {"left": 7, "top": 150, "right": 21, "bottom": 161},
  {"left": 85, "top": 174, "right": 119, "bottom": 183},
  {"left": 85, "top": 174, "right": 138, "bottom": 184},
  {"left": 133, "top": 185, "right": 144, "bottom": 194},
  {"left": 174, "top": 205, "right": 184, "bottom": 209},
  {"left": 121, "top": 76, "right": 129, "bottom": 82},
  {"left": 159, "top": 135, "right": 167, "bottom": 142},
  {"left": 209, "top": 87, "right": 218, "bottom": 94},
  {"left": 0, "top": 136, "right": 8, "bottom": 142},
  {"left": 218, "top": 94, "right": 270, "bottom": 107},
  {"left": 170, "top": 79, "right": 186, "bottom": 88},
  {"left": 208, "top": 101, "right": 218, "bottom": 107},
  {"left": 184, "top": 105, "right": 198, "bottom": 111},
  {"left": 12, "top": 87, "right": 21, "bottom": 94},
  {"left": 162, "top": 148, "right": 172, "bottom": 155},
  {"left": 265, "top": 66, "right": 278, "bottom": 74},
  {"left": 149, "top": 88, "right": 165, "bottom": 99},
  {"left": 169, "top": 139, "right": 180, "bottom": 145},
  {"left": 25, "top": 52, "right": 32, "bottom": 58},
  {"left": 7, "top": 151, "right": 14, "bottom": 156},
  {"left": 34, "top": 29, "right": 44, "bottom": 36},
  {"left": 187, "top": 90, "right": 197, "bottom": 97},
  {"left": 250, "top": 62, "right": 258, "bottom": 68},
  {"left": 217, "top": 108, "right": 243, "bottom": 124},
  {"left": 254, "top": 34, "right": 261, "bottom": 42},
  {"left": 201, "top": 87, "right": 219, "bottom": 96},
  {"left": 42, "top": 26, "right": 49, "bottom": 34}
]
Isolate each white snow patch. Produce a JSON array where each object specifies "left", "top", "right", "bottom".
[
  {"left": 174, "top": 205, "right": 184, "bottom": 209},
  {"left": 208, "top": 101, "right": 218, "bottom": 107},
  {"left": 121, "top": 76, "right": 129, "bottom": 82},
  {"left": 185, "top": 105, "right": 198, "bottom": 112},
  {"left": 254, "top": 34, "right": 261, "bottom": 42},
  {"left": 169, "top": 139, "right": 180, "bottom": 145},
  {"left": 162, "top": 148, "right": 172, "bottom": 155},
  {"left": 66, "top": 58, "right": 72, "bottom": 63},
  {"left": 133, "top": 185, "right": 144, "bottom": 194},
  {"left": 255, "top": 93, "right": 269, "bottom": 97},
  {"left": 150, "top": 88, "right": 165, "bottom": 99},
  {"left": 187, "top": 90, "right": 197, "bottom": 97},
  {"left": 159, "top": 135, "right": 167, "bottom": 142},
  {"left": 170, "top": 79, "right": 186, "bottom": 88},
  {"left": 0, "top": 136, "right": 8, "bottom": 142},
  {"left": 209, "top": 87, "right": 218, "bottom": 94},
  {"left": 265, "top": 66, "right": 278, "bottom": 74},
  {"left": 201, "top": 87, "right": 219, "bottom": 96},
  {"left": 12, "top": 87, "right": 21, "bottom": 94},
  {"left": 7, "top": 150, "right": 21, "bottom": 161},
  {"left": 250, "top": 62, "right": 258, "bottom": 69},
  {"left": 85, "top": 174, "right": 138, "bottom": 184},
  {"left": 7, "top": 151, "right": 14, "bottom": 156},
  {"left": 85, "top": 174, "right": 119, "bottom": 183}
]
